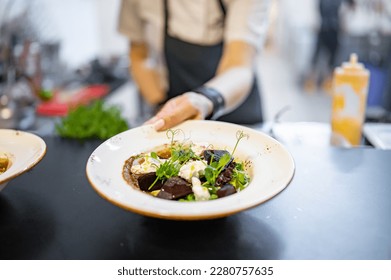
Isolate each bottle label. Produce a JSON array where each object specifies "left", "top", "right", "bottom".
[{"left": 333, "top": 84, "right": 360, "bottom": 120}]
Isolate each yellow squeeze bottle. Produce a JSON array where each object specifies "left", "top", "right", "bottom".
[{"left": 331, "top": 53, "right": 370, "bottom": 146}]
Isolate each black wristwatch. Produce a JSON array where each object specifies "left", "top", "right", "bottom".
[{"left": 193, "top": 86, "right": 225, "bottom": 120}]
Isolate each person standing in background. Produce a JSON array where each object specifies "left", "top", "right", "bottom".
[
  {"left": 304, "top": 0, "right": 344, "bottom": 94},
  {"left": 118, "top": 0, "right": 270, "bottom": 131}
]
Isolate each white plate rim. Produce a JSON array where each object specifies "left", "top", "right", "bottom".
[{"left": 0, "top": 129, "right": 47, "bottom": 185}]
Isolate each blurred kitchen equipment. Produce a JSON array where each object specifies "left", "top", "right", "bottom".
[{"left": 0, "top": 86, "right": 17, "bottom": 128}]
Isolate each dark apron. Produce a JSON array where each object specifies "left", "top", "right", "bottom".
[{"left": 163, "top": 0, "right": 263, "bottom": 124}]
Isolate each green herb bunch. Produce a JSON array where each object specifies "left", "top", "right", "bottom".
[{"left": 55, "top": 100, "right": 129, "bottom": 140}]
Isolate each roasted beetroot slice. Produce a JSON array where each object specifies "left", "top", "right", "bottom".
[
  {"left": 159, "top": 176, "right": 193, "bottom": 200},
  {"left": 157, "top": 190, "right": 175, "bottom": 200},
  {"left": 137, "top": 172, "right": 163, "bottom": 191},
  {"left": 203, "top": 150, "right": 232, "bottom": 164},
  {"left": 215, "top": 161, "right": 236, "bottom": 186},
  {"left": 217, "top": 184, "right": 237, "bottom": 198}
]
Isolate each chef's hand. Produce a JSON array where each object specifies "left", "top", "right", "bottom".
[{"left": 144, "top": 92, "right": 213, "bottom": 131}]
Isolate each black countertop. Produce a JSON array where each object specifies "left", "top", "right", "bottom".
[{"left": 1, "top": 137, "right": 390, "bottom": 260}]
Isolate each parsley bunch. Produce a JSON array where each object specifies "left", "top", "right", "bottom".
[{"left": 55, "top": 100, "right": 129, "bottom": 140}]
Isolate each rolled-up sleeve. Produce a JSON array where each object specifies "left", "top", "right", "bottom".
[
  {"left": 224, "top": 0, "right": 271, "bottom": 50},
  {"left": 118, "top": 0, "right": 144, "bottom": 42}
]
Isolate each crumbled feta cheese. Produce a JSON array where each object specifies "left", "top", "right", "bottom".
[
  {"left": 179, "top": 160, "right": 207, "bottom": 181},
  {"left": 191, "top": 177, "right": 210, "bottom": 201},
  {"left": 130, "top": 153, "right": 162, "bottom": 174},
  {"left": 191, "top": 142, "right": 209, "bottom": 156}
]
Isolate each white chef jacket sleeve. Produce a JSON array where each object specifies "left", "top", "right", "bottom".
[
  {"left": 118, "top": 0, "right": 144, "bottom": 43},
  {"left": 223, "top": 0, "right": 271, "bottom": 50}
]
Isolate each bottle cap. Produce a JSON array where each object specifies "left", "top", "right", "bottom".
[
  {"left": 342, "top": 53, "right": 364, "bottom": 70},
  {"left": 336, "top": 53, "right": 368, "bottom": 76}
]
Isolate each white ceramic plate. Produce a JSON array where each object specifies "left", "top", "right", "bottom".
[
  {"left": 86, "top": 120, "right": 295, "bottom": 220},
  {"left": 0, "top": 129, "right": 47, "bottom": 191}
]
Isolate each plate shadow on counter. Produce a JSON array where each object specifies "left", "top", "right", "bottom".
[{"left": 120, "top": 213, "right": 284, "bottom": 260}]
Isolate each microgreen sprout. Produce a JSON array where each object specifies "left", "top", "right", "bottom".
[
  {"left": 166, "top": 129, "right": 183, "bottom": 145},
  {"left": 231, "top": 130, "right": 249, "bottom": 156},
  {"left": 148, "top": 157, "right": 181, "bottom": 190}
]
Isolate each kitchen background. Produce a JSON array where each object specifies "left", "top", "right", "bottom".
[{"left": 1, "top": 0, "right": 391, "bottom": 142}]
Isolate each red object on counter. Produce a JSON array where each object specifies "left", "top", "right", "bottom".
[{"left": 36, "top": 84, "right": 109, "bottom": 117}]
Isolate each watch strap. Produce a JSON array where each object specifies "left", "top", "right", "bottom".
[{"left": 193, "top": 86, "right": 225, "bottom": 120}]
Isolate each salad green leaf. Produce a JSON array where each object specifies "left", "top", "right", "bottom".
[
  {"left": 148, "top": 154, "right": 181, "bottom": 190},
  {"left": 230, "top": 162, "right": 250, "bottom": 191},
  {"left": 203, "top": 153, "right": 231, "bottom": 187}
]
